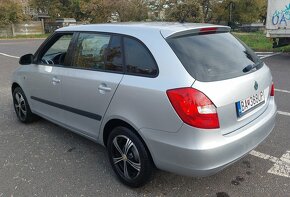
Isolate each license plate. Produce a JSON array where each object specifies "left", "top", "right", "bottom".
[{"left": 236, "top": 90, "right": 265, "bottom": 117}]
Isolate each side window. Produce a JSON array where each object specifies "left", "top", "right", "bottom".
[
  {"left": 123, "top": 37, "right": 158, "bottom": 77},
  {"left": 105, "top": 36, "right": 123, "bottom": 72},
  {"left": 40, "top": 34, "right": 73, "bottom": 66},
  {"left": 73, "top": 33, "right": 111, "bottom": 70}
]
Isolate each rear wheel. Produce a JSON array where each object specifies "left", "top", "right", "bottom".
[
  {"left": 107, "top": 126, "right": 153, "bottom": 187},
  {"left": 12, "top": 87, "right": 36, "bottom": 123}
]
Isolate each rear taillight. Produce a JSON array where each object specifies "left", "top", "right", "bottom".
[
  {"left": 270, "top": 83, "right": 275, "bottom": 96},
  {"left": 166, "top": 88, "right": 219, "bottom": 129}
]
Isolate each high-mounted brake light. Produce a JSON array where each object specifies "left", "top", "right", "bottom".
[
  {"left": 166, "top": 88, "right": 220, "bottom": 129},
  {"left": 270, "top": 82, "right": 275, "bottom": 96},
  {"left": 199, "top": 27, "right": 218, "bottom": 33}
]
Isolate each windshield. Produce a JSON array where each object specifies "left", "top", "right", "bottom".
[{"left": 167, "top": 32, "right": 262, "bottom": 82}]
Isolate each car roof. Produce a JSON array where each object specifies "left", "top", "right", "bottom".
[{"left": 57, "top": 22, "right": 230, "bottom": 38}]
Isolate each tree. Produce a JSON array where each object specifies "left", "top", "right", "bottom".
[
  {"left": 165, "top": 0, "right": 201, "bottom": 23},
  {"left": 0, "top": 0, "right": 26, "bottom": 25},
  {"left": 29, "top": 0, "right": 83, "bottom": 20},
  {"left": 148, "top": 0, "right": 180, "bottom": 21},
  {"left": 79, "top": 0, "right": 148, "bottom": 23},
  {"left": 234, "top": 0, "right": 264, "bottom": 24},
  {"left": 148, "top": 0, "right": 219, "bottom": 22},
  {"left": 30, "top": 0, "right": 148, "bottom": 23},
  {"left": 79, "top": 0, "right": 111, "bottom": 23},
  {"left": 211, "top": 0, "right": 267, "bottom": 25},
  {"left": 255, "top": 0, "right": 268, "bottom": 25},
  {"left": 112, "top": 0, "right": 148, "bottom": 22},
  {"left": 199, "top": 0, "right": 213, "bottom": 23}
]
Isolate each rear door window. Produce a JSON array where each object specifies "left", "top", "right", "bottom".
[{"left": 167, "top": 32, "right": 262, "bottom": 82}]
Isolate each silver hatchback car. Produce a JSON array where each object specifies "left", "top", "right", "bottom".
[{"left": 12, "top": 23, "right": 277, "bottom": 187}]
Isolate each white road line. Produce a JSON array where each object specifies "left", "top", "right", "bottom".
[
  {"left": 268, "top": 151, "right": 290, "bottom": 178},
  {"left": 255, "top": 52, "right": 281, "bottom": 59},
  {"left": 250, "top": 150, "right": 280, "bottom": 163},
  {"left": 278, "top": 111, "right": 290, "bottom": 117},
  {"left": 275, "top": 88, "right": 290, "bottom": 94},
  {"left": 256, "top": 52, "right": 275, "bottom": 54},
  {"left": 0, "top": 53, "right": 19, "bottom": 59},
  {"left": 260, "top": 52, "right": 281, "bottom": 59},
  {"left": 250, "top": 150, "right": 290, "bottom": 178}
]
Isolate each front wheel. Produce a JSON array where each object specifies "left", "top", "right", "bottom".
[
  {"left": 12, "top": 87, "right": 36, "bottom": 123},
  {"left": 107, "top": 126, "right": 153, "bottom": 187}
]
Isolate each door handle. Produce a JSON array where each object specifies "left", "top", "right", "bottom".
[
  {"left": 52, "top": 77, "right": 60, "bottom": 85},
  {"left": 98, "top": 84, "right": 111, "bottom": 93}
]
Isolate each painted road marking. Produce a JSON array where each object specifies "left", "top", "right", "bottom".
[
  {"left": 250, "top": 150, "right": 290, "bottom": 178},
  {"left": 256, "top": 52, "right": 281, "bottom": 59},
  {"left": 0, "top": 53, "right": 19, "bottom": 59},
  {"left": 0, "top": 42, "right": 32, "bottom": 45},
  {"left": 275, "top": 88, "right": 290, "bottom": 94},
  {"left": 256, "top": 52, "right": 275, "bottom": 54},
  {"left": 257, "top": 52, "right": 281, "bottom": 59},
  {"left": 278, "top": 111, "right": 290, "bottom": 117}
]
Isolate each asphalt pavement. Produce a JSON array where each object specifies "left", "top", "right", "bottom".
[{"left": 0, "top": 39, "right": 289, "bottom": 197}]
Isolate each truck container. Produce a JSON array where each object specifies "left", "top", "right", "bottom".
[{"left": 266, "top": 0, "right": 290, "bottom": 47}]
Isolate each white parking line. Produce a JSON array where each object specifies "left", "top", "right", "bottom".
[
  {"left": 255, "top": 52, "right": 281, "bottom": 59},
  {"left": 278, "top": 111, "right": 290, "bottom": 117},
  {"left": 0, "top": 53, "right": 19, "bottom": 59},
  {"left": 256, "top": 52, "right": 276, "bottom": 54},
  {"left": 275, "top": 89, "right": 290, "bottom": 94},
  {"left": 250, "top": 150, "right": 280, "bottom": 163},
  {"left": 250, "top": 150, "right": 290, "bottom": 178},
  {"left": 261, "top": 53, "right": 281, "bottom": 59}
]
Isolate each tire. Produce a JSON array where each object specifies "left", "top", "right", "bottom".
[
  {"left": 12, "top": 87, "right": 36, "bottom": 123},
  {"left": 107, "top": 126, "right": 153, "bottom": 187}
]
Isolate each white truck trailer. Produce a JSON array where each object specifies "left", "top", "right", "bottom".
[{"left": 266, "top": 0, "right": 290, "bottom": 48}]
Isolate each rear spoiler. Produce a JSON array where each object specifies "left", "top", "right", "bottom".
[{"left": 162, "top": 26, "right": 231, "bottom": 39}]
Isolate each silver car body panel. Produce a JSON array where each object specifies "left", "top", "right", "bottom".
[
  {"left": 192, "top": 64, "right": 273, "bottom": 135},
  {"left": 139, "top": 97, "right": 276, "bottom": 176},
  {"left": 12, "top": 22, "right": 277, "bottom": 177},
  {"left": 19, "top": 65, "right": 65, "bottom": 123},
  {"left": 55, "top": 68, "right": 124, "bottom": 139}
]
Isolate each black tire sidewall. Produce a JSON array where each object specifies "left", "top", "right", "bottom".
[
  {"left": 107, "top": 126, "right": 153, "bottom": 187},
  {"left": 13, "top": 87, "right": 34, "bottom": 123}
]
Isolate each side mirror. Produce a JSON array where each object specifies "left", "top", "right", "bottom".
[{"left": 19, "top": 54, "right": 34, "bottom": 65}]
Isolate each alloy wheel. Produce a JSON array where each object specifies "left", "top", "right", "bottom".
[
  {"left": 111, "top": 135, "right": 141, "bottom": 180},
  {"left": 14, "top": 92, "right": 27, "bottom": 121}
]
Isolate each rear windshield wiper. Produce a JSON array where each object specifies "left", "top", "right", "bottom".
[{"left": 243, "top": 61, "right": 263, "bottom": 73}]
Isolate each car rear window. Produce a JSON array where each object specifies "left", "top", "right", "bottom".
[{"left": 167, "top": 32, "right": 262, "bottom": 82}]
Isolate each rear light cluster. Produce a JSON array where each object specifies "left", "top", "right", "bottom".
[
  {"left": 166, "top": 88, "right": 219, "bottom": 129},
  {"left": 270, "top": 82, "right": 275, "bottom": 96}
]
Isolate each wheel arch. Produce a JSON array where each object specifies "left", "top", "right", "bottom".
[
  {"left": 102, "top": 118, "right": 155, "bottom": 167},
  {"left": 11, "top": 82, "right": 21, "bottom": 94}
]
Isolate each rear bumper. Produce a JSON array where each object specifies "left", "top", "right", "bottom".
[{"left": 140, "top": 98, "right": 277, "bottom": 177}]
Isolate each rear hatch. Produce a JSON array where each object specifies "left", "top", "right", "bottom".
[{"left": 165, "top": 27, "right": 272, "bottom": 135}]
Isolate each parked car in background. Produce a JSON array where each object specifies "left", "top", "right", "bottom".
[{"left": 11, "top": 23, "right": 277, "bottom": 187}]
